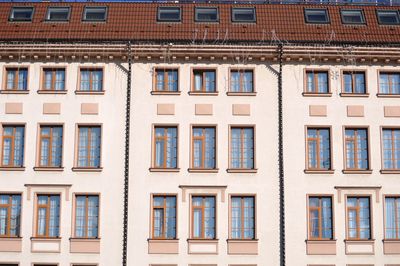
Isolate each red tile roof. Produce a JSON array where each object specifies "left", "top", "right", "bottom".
[{"left": 0, "top": 2, "right": 400, "bottom": 45}]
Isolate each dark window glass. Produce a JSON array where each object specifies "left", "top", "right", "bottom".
[
  {"left": 83, "top": 7, "right": 107, "bottom": 21},
  {"left": 195, "top": 7, "right": 218, "bottom": 22},
  {"left": 9, "top": 7, "right": 34, "bottom": 22},
  {"left": 158, "top": 7, "right": 181, "bottom": 22},
  {"left": 377, "top": 10, "right": 400, "bottom": 25},
  {"left": 46, "top": 7, "right": 70, "bottom": 21},
  {"left": 232, "top": 8, "right": 256, "bottom": 22},
  {"left": 305, "top": 9, "right": 329, "bottom": 24},
  {"left": 341, "top": 10, "right": 365, "bottom": 24}
]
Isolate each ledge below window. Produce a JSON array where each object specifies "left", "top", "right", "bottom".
[
  {"left": 31, "top": 237, "right": 61, "bottom": 253},
  {"left": 226, "top": 92, "right": 257, "bottom": 96},
  {"left": 74, "top": 91, "right": 105, "bottom": 95},
  {"left": 70, "top": 238, "right": 100, "bottom": 254},
  {"left": 344, "top": 239, "right": 375, "bottom": 255},
  {"left": 302, "top": 92, "right": 332, "bottom": 97},
  {"left": 0, "top": 167, "right": 25, "bottom": 171},
  {"left": 148, "top": 238, "right": 179, "bottom": 254},
  {"left": 306, "top": 239, "right": 336, "bottom": 255},
  {"left": 34, "top": 167, "right": 64, "bottom": 172},
  {"left": 380, "top": 169, "right": 400, "bottom": 174},
  {"left": 37, "top": 90, "right": 67, "bottom": 95},
  {"left": 342, "top": 169, "right": 372, "bottom": 174},
  {"left": 151, "top": 91, "right": 181, "bottom": 95},
  {"left": 226, "top": 168, "right": 257, "bottom": 173},
  {"left": 0, "top": 237, "right": 22, "bottom": 252},
  {"left": 304, "top": 169, "right": 335, "bottom": 174},
  {"left": 377, "top": 93, "right": 400, "bottom": 98},
  {"left": 188, "top": 168, "right": 219, "bottom": 173},
  {"left": 340, "top": 93, "right": 369, "bottom": 98},
  {"left": 383, "top": 239, "right": 400, "bottom": 254},
  {"left": 187, "top": 239, "right": 218, "bottom": 254},
  {"left": 149, "top": 168, "right": 180, "bottom": 172},
  {"left": 71, "top": 167, "right": 103, "bottom": 172},
  {"left": 0, "top": 90, "right": 29, "bottom": 94},
  {"left": 227, "top": 239, "right": 258, "bottom": 255},
  {"left": 188, "top": 91, "right": 218, "bottom": 96}
]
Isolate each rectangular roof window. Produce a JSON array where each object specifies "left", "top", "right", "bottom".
[
  {"left": 195, "top": 7, "right": 218, "bottom": 22},
  {"left": 304, "top": 9, "right": 329, "bottom": 24},
  {"left": 83, "top": 6, "right": 107, "bottom": 22},
  {"left": 232, "top": 8, "right": 256, "bottom": 23},
  {"left": 158, "top": 7, "right": 181, "bottom": 22},
  {"left": 46, "top": 7, "right": 70, "bottom": 22},
  {"left": 377, "top": 10, "right": 400, "bottom": 25},
  {"left": 9, "top": 7, "right": 34, "bottom": 22},
  {"left": 341, "top": 10, "right": 365, "bottom": 24}
]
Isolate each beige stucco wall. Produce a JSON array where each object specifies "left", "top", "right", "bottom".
[
  {"left": 0, "top": 61, "right": 127, "bottom": 266},
  {"left": 284, "top": 63, "right": 400, "bottom": 266},
  {"left": 128, "top": 61, "right": 280, "bottom": 266}
]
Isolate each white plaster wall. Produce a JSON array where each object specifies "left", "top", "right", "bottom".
[
  {"left": 0, "top": 61, "right": 127, "bottom": 266},
  {"left": 283, "top": 63, "right": 400, "bottom": 266},
  {"left": 128, "top": 61, "right": 280, "bottom": 266}
]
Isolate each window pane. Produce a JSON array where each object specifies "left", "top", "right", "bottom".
[
  {"left": 196, "top": 8, "right": 218, "bottom": 22},
  {"left": 10, "top": 7, "right": 34, "bottom": 21},
  {"left": 47, "top": 7, "right": 70, "bottom": 21},
  {"left": 377, "top": 10, "right": 400, "bottom": 25},
  {"left": 84, "top": 7, "right": 107, "bottom": 21},
  {"left": 158, "top": 7, "right": 181, "bottom": 22},
  {"left": 341, "top": 10, "right": 365, "bottom": 24},
  {"left": 232, "top": 8, "right": 255, "bottom": 22},
  {"left": 305, "top": 9, "right": 329, "bottom": 23}
]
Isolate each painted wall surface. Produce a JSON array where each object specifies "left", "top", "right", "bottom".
[
  {"left": 128, "top": 61, "right": 280, "bottom": 266},
  {"left": 0, "top": 61, "right": 127, "bottom": 266},
  {"left": 283, "top": 63, "right": 400, "bottom": 266}
]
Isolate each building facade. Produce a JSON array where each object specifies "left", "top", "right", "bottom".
[{"left": 0, "top": 1, "right": 399, "bottom": 266}]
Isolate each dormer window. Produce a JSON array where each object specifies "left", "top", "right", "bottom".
[
  {"left": 232, "top": 8, "right": 256, "bottom": 23},
  {"left": 377, "top": 10, "right": 400, "bottom": 25},
  {"left": 195, "top": 7, "right": 218, "bottom": 22},
  {"left": 157, "top": 7, "right": 181, "bottom": 22},
  {"left": 341, "top": 10, "right": 365, "bottom": 25},
  {"left": 9, "top": 7, "right": 34, "bottom": 22},
  {"left": 304, "top": 9, "right": 329, "bottom": 24},
  {"left": 46, "top": 7, "right": 70, "bottom": 22},
  {"left": 83, "top": 6, "right": 107, "bottom": 22}
]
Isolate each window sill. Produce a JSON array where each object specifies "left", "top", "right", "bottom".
[
  {"left": 306, "top": 239, "right": 336, "bottom": 242},
  {"left": 383, "top": 239, "right": 400, "bottom": 242},
  {"left": 71, "top": 167, "right": 103, "bottom": 172},
  {"left": 0, "top": 90, "right": 29, "bottom": 94},
  {"left": 149, "top": 167, "right": 180, "bottom": 172},
  {"left": 380, "top": 169, "right": 400, "bottom": 174},
  {"left": 226, "top": 168, "right": 257, "bottom": 173},
  {"left": 342, "top": 169, "right": 372, "bottom": 174},
  {"left": 344, "top": 239, "right": 375, "bottom": 243},
  {"left": 151, "top": 91, "right": 181, "bottom": 95},
  {"left": 226, "top": 92, "right": 257, "bottom": 96},
  {"left": 31, "top": 237, "right": 61, "bottom": 240},
  {"left": 187, "top": 238, "right": 219, "bottom": 241},
  {"left": 304, "top": 169, "right": 335, "bottom": 174},
  {"left": 188, "top": 91, "right": 218, "bottom": 96},
  {"left": 34, "top": 167, "right": 64, "bottom": 172},
  {"left": 302, "top": 92, "right": 332, "bottom": 97},
  {"left": 188, "top": 168, "right": 219, "bottom": 173},
  {"left": 0, "top": 167, "right": 25, "bottom": 171},
  {"left": 377, "top": 93, "right": 400, "bottom": 98},
  {"left": 69, "top": 237, "right": 100, "bottom": 241},
  {"left": 37, "top": 90, "right": 67, "bottom": 94},
  {"left": 75, "top": 91, "right": 105, "bottom": 95},
  {"left": 340, "top": 93, "right": 369, "bottom": 97}
]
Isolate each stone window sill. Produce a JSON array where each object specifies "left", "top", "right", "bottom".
[
  {"left": 0, "top": 167, "right": 25, "bottom": 171},
  {"left": 380, "top": 169, "right": 400, "bottom": 174},
  {"left": 34, "top": 167, "right": 64, "bottom": 172},
  {"left": 304, "top": 169, "right": 335, "bottom": 174},
  {"left": 377, "top": 93, "right": 400, "bottom": 98},
  {"left": 226, "top": 92, "right": 257, "bottom": 96},
  {"left": 226, "top": 168, "right": 257, "bottom": 173},
  {"left": 302, "top": 92, "right": 332, "bottom": 97},
  {"left": 37, "top": 90, "right": 67, "bottom": 94},
  {"left": 342, "top": 169, "right": 372, "bottom": 174},
  {"left": 188, "top": 168, "right": 219, "bottom": 173},
  {"left": 72, "top": 167, "right": 103, "bottom": 172},
  {"left": 75, "top": 91, "right": 105, "bottom": 95},
  {"left": 340, "top": 93, "right": 369, "bottom": 97},
  {"left": 149, "top": 167, "right": 180, "bottom": 172},
  {"left": 0, "top": 90, "right": 29, "bottom": 94},
  {"left": 151, "top": 91, "right": 181, "bottom": 95},
  {"left": 188, "top": 91, "right": 218, "bottom": 96}
]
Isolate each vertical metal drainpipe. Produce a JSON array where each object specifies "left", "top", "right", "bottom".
[
  {"left": 278, "top": 44, "right": 285, "bottom": 266},
  {"left": 122, "top": 41, "right": 132, "bottom": 266}
]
